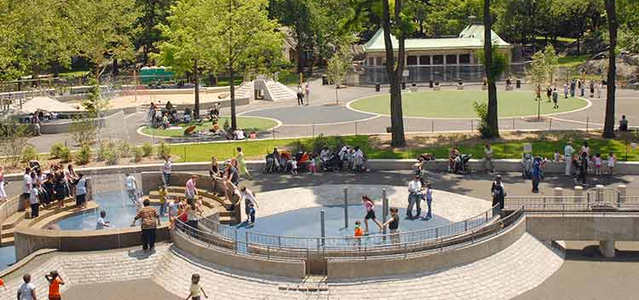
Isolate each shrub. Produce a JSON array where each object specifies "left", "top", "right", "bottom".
[
  {"left": 59, "top": 146, "right": 72, "bottom": 163},
  {"left": 473, "top": 101, "right": 493, "bottom": 139},
  {"left": 133, "top": 147, "right": 143, "bottom": 162},
  {"left": 20, "top": 145, "right": 38, "bottom": 163},
  {"left": 118, "top": 141, "right": 132, "bottom": 158},
  {"left": 141, "top": 143, "right": 153, "bottom": 157},
  {"left": 96, "top": 141, "right": 113, "bottom": 161},
  {"left": 75, "top": 144, "right": 91, "bottom": 165},
  {"left": 223, "top": 119, "right": 230, "bottom": 131},
  {"left": 50, "top": 143, "right": 65, "bottom": 158},
  {"left": 157, "top": 142, "right": 171, "bottom": 159},
  {"left": 104, "top": 147, "right": 119, "bottom": 165}
]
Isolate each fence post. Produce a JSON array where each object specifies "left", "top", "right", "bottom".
[
  {"left": 586, "top": 117, "right": 589, "bottom": 132},
  {"left": 245, "top": 231, "right": 249, "bottom": 251},
  {"left": 549, "top": 118, "right": 552, "bottom": 130},
  {"left": 596, "top": 184, "right": 604, "bottom": 204},
  {"left": 382, "top": 189, "right": 388, "bottom": 235},
  {"left": 512, "top": 118, "right": 515, "bottom": 129},
  {"left": 431, "top": 120, "right": 434, "bottom": 132},
  {"left": 312, "top": 124, "right": 315, "bottom": 138},
  {"left": 464, "top": 220, "right": 468, "bottom": 231},
  {"left": 355, "top": 121, "right": 358, "bottom": 135},
  {"left": 470, "top": 119, "right": 473, "bottom": 132},
  {"left": 320, "top": 210, "right": 325, "bottom": 247},
  {"left": 234, "top": 228, "right": 238, "bottom": 253},
  {"left": 617, "top": 185, "right": 627, "bottom": 208},
  {"left": 344, "top": 188, "right": 348, "bottom": 228}
]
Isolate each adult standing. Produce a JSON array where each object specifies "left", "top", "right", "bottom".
[
  {"left": 17, "top": 273, "right": 36, "bottom": 300},
  {"left": 552, "top": 88, "right": 559, "bottom": 109},
  {"left": 225, "top": 160, "right": 240, "bottom": 186},
  {"left": 29, "top": 183, "right": 39, "bottom": 218},
  {"left": 45, "top": 271, "right": 64, "bottom": 300},
  {"left": 162, "top": 156, "right": 172, "bottom": 186},
  {"left": 239, "top": 186, "right": 259, "bottom": 224},
  {"left": 589, "top": 80, "right": 595, "bottom": 97},
  {"left": 185, "top": 175, "right": 198, "bottom": 202},
  {"left": 0, "top": 166, "right": 7, "bottom": 202},
  {"left": 64, "top": 165, "right": 77, "bottom": 198},
  {"left": 132, "top": 199, "right": 160, "bottom": 251},
  {"left": 581, "top": 141, "right": 591, "bottom": 157},
  {"left": 74, "top": 173, "right": 88, "bottom": 208},
  {"left": 21, "top": 167, "right": 32, "bottom": 211},
  {"left": 53, "top": 174, "right": 67, "bottom": 209},
  {"left": 125, "top": 173, "right": 139, "bottom": 206},
  {"left": 382, "top": 207, "right": 400, "bottom": 244},
  {"left": 483, "top": 144, "right": 494, "bottom": 173},
  {"left": 422, "top": 182, "right": 433, "bottom": 220},
  {"left": 579, "top": 152, "right": 589, "bottom": 185},
  {"left": 296, "top": 85, "right": 304, "bottom": 106},
  {"left": 564, "top": 142, "right": 575, "bottom": 176},
  {"left": 235, "top": 147, "right": 251, "bottom": 179},
  {"left": 406, "top": 175, "right": 422, "bottom": 219},
  {"left": 531, "top": 156, "right": 543, "bottom": 193},
  {"left": 491, "top": 175, "right": 506, "bottom": 214},
  {"left": 563, "top": 83, "right": 568, "bottom": 99},
  {"left": 305, "top": 81, "right": 311, "bottom": 105},
  {"left": 569, "top": 79, "right": 576, "bottom": 97}
]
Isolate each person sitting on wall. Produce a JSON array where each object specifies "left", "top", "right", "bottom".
[{"left": 619, "top": 115, "right": 629, "bottom": 132}]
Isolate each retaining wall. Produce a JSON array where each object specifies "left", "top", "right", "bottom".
[
  {"left": 526, "top": 214, "right": 639, "bottom": 241},
  {"left": 171, "top": 229, "right": 306, "bottom": 278},
  {"left": 13, "top": 225, "right": 170, "bottom": 260},
  {"left": 326, "top": 216, "right": 526, "bottom": 279}
]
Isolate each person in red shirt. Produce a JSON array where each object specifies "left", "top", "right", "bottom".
[{"left": 45, "top": 270, "right": 64, "bottom": 300}]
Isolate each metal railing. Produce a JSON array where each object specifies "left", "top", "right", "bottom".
[
  {"left": 505, "top": 193, "right": 639, "bottom": 212},
  {"left": 175, "top": 203, "right": 501, "bottom": 257},
  {"left": 174, "top": 207, "right": 524, "bottom": 261}
]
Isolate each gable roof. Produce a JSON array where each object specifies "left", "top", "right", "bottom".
[{"left": 364, "top": 25, "right": 510, "bottom": 53}]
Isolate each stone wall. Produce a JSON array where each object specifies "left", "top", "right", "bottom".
[
  {"left": 13, "top": 225, "right": 170, "bottom": 260},
  {"left": 526, "top": 214, "right": 639, "bottom": 241}
]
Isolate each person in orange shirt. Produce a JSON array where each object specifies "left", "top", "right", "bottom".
[
  {"left": 354, "top": 220, "right": 364, "bottom": 248},
  {"left": 45, "top": 270, "right": 64, "bottom": 300},
  {"left": 0, "top": 277, "right": 6, "bottom": 290}
]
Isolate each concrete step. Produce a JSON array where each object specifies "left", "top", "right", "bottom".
[
  {"left": 1, "top": 236, "right": 14, "bottom": 246},
  {"left": 1, "top": 198, "right": 76, "bottom": 230}
]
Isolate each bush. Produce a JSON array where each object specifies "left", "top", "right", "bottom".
[
  {"left": 75, "top": 144, "right": 91, "bottom": 165},
  {"left": 157, "top": 142, "right": 171, "bottom": 159},
  {"left": 20, "top": 145, "right": 38, "bottom": 163},
  {"left": 96, "top": 141, "right": 113, "bottom": 162},
  {"left": 118, "top": 141, "right": 132, "bottom": 158},
  {"left": 223, "top": 119, "right": 230, "bottom": 131},
  {"left": 141, "top": 143, "right": 153, "bottom": 157},
  {"left": 473, "top": 101, "right": 493, "bottom": 139},
  {"left": 104, "top": 147, "right": 119, "bottom": 165},
  {"left": 50, "top": 143, "right": 65, "bottom": 158},
  {"left": 133, "top": 147, "right": 143, "bottom": 162},
  {"left": 58, "top": 146, "right": 72, "bottom": 163}
]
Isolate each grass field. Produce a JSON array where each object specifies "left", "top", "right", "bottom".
[
  {"left": 141, "top": 116, "right": 278, "bottom": 137},
  {"left": 350, "top": 90, "right": 589, "bottom": 118},
  {"left": 166, "top": 132, "right": 639, "bottom": 163},
  {"left": 557, "top": 55, "right": 590, "bottom": 68}
]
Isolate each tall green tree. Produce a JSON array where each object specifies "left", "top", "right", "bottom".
[
  {"left": 602, "top": 0, "right": 617, "bottom": 138},
  {"left": 68, "top": 0, "right": 140, "bottom": 79},
  {"left": 483, "top": 0, "right": 499, "bottom": 138},
  {"left": 156, "top": 0, "right": 218, "bottom": 119},
  {"left": 325, "top": 43, "right": 353, "bottom": 104},
  {"left": 208, "top": 0, "right": 283, "bottom": 130},
  {"left": 135, "top": 0, "right": 175, "bottom": 65}
]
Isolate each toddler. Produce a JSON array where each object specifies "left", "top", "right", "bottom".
[
  {"left": 290, "top": 158, "right": 298, "bottom": 175},
  {"left": 593, "top": 153, "right": 602, "bottom": 176},
  {"left": 607, "top": 152, "right": 616, "bottom": 175}
]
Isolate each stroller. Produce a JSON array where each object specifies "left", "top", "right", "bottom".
[
  {"left": 521, "top": 153, "right": 533, "bottom": 179},
  {"left": 263, "top": 153, "right": 280, "bottom": 174},
  {"left": 453, "top": 154, "right": 472, "bottom": 174},
  {"left": 322, "top": 154, "right": 342, "bottom": 172}
]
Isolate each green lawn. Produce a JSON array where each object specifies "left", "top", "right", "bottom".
[
  {"left": 558, "top": 55, "right": 590, "bottom": 68},
  {"left": 166, "top": 133, "right": 639, "bottom": 163},
  {"left": 350, "top": 90, "right": 588, "bottom": 118},
  {"left": 141, "top": 116, "right": 278, "bottom": 137}
]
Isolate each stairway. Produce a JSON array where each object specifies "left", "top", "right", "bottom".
[
  {"left": 234, "top": 81, "right": 254, "bottom": 100},
  {"left": 145, "top": 186, "right": 239, "bottom": 225},
  {"left": 256, "top": 79, "right": 297, "bottom": 102}
]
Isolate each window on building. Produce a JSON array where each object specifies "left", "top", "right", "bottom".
[
  {"left": 419, "top": 55, "right": 430, "bottom": 65},
  {"left": 368, "top": 57, "right": 375, "bottom": 66},
  {"left": 459, "top": 54, "right": 471, "bottom": 64},
  {"left": 376, "top": 57, "right": 383, "bottom": 66},
  {"left": 446, "top": 55, "right": 458, "bottom": 65},
  {"left": 432, "top": 55, "right": 444, "bottom": 65},
  {"left": 407, "top": 56, "right": 418, "bottom": 65}
]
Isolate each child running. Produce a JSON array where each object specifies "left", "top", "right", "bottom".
[
  {"left": 361, "top": 195, "right": 383, "bottom": 234},
  {"left": 186, "top": 273, "right": 208, "bottom": 300}
]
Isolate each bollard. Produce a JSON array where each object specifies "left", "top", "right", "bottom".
[
  {"left": 320, "top": 210, "right": 325, "bottom": 246},
  {"left": 617, "top": 185, "right": 626, "bottom": 208},
  {"left": 553, "top": 187, "right": 563, "bottom": 207},
  {"left": 549, "top": 118, "right": 552, "bottom": 130},
  {"left": 382, "top": 189, "right": 388, "bottom": 234},
  {"left": 344, "top": 188, "right": 348, "bottom": 228},
  {"left": 512, "top": 118, "right": 515, "bottom": 129},
  {"left": 596, "top": 184, "right": 604, "bottom": 204},
  {"left": 431, "top": 120, "right": 434, "bottom": 132},
  {"left": 574, "top": 186, "right": 583, "bottom": 203}
]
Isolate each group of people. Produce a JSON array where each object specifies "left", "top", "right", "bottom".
[
  {"left": 20, "top": 163, "right": 88, "bottom": 219},
  {"left": 15, "top": 271, "right": 64, "bottom": 300},
  {"left": 296, "top": 82, "right": 311, "bottom": 106},
  {"left": 265, "top": 145, "right": 368, "bottom": 175},
  {"left": 148, "top": 101, "right": 181, "bottom": 129},
  {"left": 562, "top": 141, "right": 617, "bottom": 185}
]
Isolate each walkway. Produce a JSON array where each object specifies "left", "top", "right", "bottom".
[{"left": 24, "top": 79, "right": 639, "bottom": 152}]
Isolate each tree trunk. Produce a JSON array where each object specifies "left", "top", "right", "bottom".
[
  {"left": 576, "top": 36, "right": 580, "bottom": 55},
  {"left": 193, "top": 61, "right": 200, "bottom": 119},
  {"left": 296, "top": 43, "right": 304, "bottom": 74},
  {"left": 484, "top": 0, "right": 499, "bottom": 138},
  {"left": 602, "top": 0, "right": 617, "bottom": 138},
  {"left": 112, "top": 59, "right": 119, "bottom": 76},
  {"left": 382, "top": 0, "right": 406, "bottom": 147},
  {"left": 230, "top": 67, "right": 237, "bottom": 131}
]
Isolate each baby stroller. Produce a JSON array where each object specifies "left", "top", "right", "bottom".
[
  {"left": 453, "top": 154, "right": 472, "bottom": 174},
  {"left": 322, "top": 154, "right": 342, "bottom": 172},
  {"left": 521, "top": 153, "right": 533, "bottom": 179}
]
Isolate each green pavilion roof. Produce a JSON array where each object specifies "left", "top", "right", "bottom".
[{"left": 364, "top": 25, "right": 511, "bottom": 53}]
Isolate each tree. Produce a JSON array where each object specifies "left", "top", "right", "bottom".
[
  {"left": 325, "top": 43, "right": 353, "bottom": 104},
  {"left": 529, "top": 51, "right": 548, "bottom": 120},
  {"left": 542, "top": 44, "right": 559, "bottom": 85},
  {"left": 207, "top": 0, "right": 283, "bottom": 130},
  {"left": 135, "top": 0, "right": 175, "bottom": 65},
  {"left": 483, "top": 0, "right": 499, "bottom": 138},
  {"left": 156, "top": 0, "right": 218, "bottom": 119},
  {"left": 68, "top": 0, "right": 140, "bottom": 79},
  {"left": 602, "top": 0, "right": 617, "bottom": 138}
]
